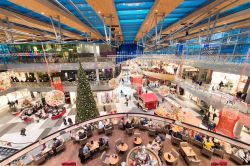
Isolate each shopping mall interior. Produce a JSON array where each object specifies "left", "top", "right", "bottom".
[{"left": 0, "top": 0, "right": 249, "bottom": 166}]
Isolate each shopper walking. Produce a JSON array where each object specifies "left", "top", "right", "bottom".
[{"left": 20, "top": 128, "right": 26, "bottom": 136}]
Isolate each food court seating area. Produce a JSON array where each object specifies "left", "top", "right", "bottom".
[{"left": 31, "top": 117, "right": 243, "bottom": 166}]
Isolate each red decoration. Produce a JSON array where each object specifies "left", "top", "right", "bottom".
[
  {"left": 139, "top": 93, "right": 158, "bottom": 110},
  {"left": 51, "top": 108, "right": 66, "bottom": 120},
  {"left": 52, "top": 78, "right": 64, "bottom": 92},
  {"left": 213, "top": 108, "right": 239, "bottom": 138},
  {"left": 130, "top": 76, "right": 143, "bottom": 86}
]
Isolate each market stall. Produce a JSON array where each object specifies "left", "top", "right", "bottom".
[{"left": 139, "top": 93, "right": 158, "bottom": 110}]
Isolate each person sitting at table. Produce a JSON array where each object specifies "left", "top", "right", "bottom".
[
  {"left": 235, "top": 148, "right": 249, "bottom": 164},
  {"left": 181, "top": 128, "right": 189, "bottom": 136},
  {"left": 78, "top": 132, "right": 86, "bottom": 140},
  {"left": 80, "top": 144, "right": 90, "bottom": 161},
  {"left": 140, "top": 118, "right": 148, "bottom": 126},
  {"left": 203, "top": 136, "right": 214, "bottom": 150},
  {"left": 98, "top": 121, "right": 105, "bottom": 129},
  {"left": 86, "top": 124, "right": 92, "bottom": 133},
  {"left": 164, "top": 123, "right": 173, "bottom": 135},
  {"left": 154, "top": 134, "right": 163, "bottom": 144},
  {"left": 125, "top": 121, "right": 132, "bottom": 129},
  {"left": 195, "top": 133, "right": 203, "bottom": 143},
  {"left": 52, "top": 138, "right": 62, "bottom": 154},
  {"left": 98, "top": 137, "right": 106, "bottom": 147},
  {"left": 131, "top": 117, "right": 139, "bottom": 126},
  {"left": 212, "top": 138, "right": 222, "bottom": 150},
  {"left": 173, "top": 131, "right": 182, "bottom": 139}
]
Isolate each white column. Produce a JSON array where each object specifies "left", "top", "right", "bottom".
[
  {"left": 234, "top": 122, "right": 243, "bottom": 138},
  {"left": 93, "top": 44, "right": 100, "bottom": 83}
]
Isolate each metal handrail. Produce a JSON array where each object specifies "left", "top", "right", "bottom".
[{"left": 1, "top": 112, "right": 250, "bottom": 165}]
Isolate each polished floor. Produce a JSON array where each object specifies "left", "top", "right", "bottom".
[{"left": 42, "top": 127, "right": 236, "bottom": 166}]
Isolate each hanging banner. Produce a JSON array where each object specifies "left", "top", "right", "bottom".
[{"left": 52, "top": 77, "right": 64, "bottom": 92}]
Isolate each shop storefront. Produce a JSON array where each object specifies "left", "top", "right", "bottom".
[{"left": 210, "top": 71, "right": 247, "bottom": 94}]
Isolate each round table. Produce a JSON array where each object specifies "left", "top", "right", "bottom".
[
  {"left": 134, "top": 137, "right": 142, "bottom": 145},
  {"left": 109, "top": 154, "right": 119, "bottom": 165},
  {"left": 163, "top": 152, "right": 175, "bottom": 164},
  {"left": 118, "top": 143, "right": 128, "bottom": 152},
  {"left": 126, "top": 146, "right": 162, "bottom": 166}
]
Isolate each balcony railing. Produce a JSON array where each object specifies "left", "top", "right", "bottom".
[
  {"left": 0, "top": 55, "right": 116, "bottom": 64},
  {"left": 0, "top": 113, "right": 249, "bottom": 165}
]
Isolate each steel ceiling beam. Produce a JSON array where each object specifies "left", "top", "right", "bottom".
[
  {"left": 134, "top": 0, "right": 184, "bottom": 42},
  {"left": 9, "top": 0, "right": 103, "bottom": 40},
  {"left": 0, "top": 8, "right": 83, "bottom": 40},
  {"left": 149, "top": 0, "right": 248, "bottom": 43},
  {"left": 171, "top": 9, "right": 250, "bottom": 40},
  {"left": 86, "top": 0, "right": 123, "bottom": 41}
]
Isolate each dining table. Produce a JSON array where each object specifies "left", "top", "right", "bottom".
[
  {"left": 134, "top": 137, "right": 142, "bottom": 145},
  {"left": 163, "top": 152, "right": 175, "bottom": 164},
  {"left": 118, "top": 143, "right": 128, "bottom": 152},
  {"left": 182, "top": 146, "right": 196, "bottom": 157},
  {"left": 109, "top": 154, "right": 119, "bottom": 165},
  {"left": 89, "top": 141, "right": 99, "bottom": 151}
]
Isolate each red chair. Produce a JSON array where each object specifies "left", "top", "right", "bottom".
[
  {"left": 211, "top": 159, "right": 219, "bottom": 166},
  {"left": 219, "top": 160, "right": 227, "bottom": 166},
  {"left": 62, "top": 161, "right": 76, "bottom": 166}
]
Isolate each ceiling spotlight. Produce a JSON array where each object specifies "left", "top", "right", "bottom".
[
  {"left": 98, "top": 11, "right": 101, "bottom": 14},
  {"left": 155, "top": 9, "right": 158, "bottom": 13},
  {"left": 41, "top": 12, "right": 45, "bottom": 15}
]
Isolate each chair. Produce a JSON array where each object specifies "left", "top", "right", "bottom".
[
  {"left": 230, "top": 153, "right": 244, "bottom": 165},
  {"left": 170, "top": 148, "right": 180, "bottom": 165},
  {"left": 56, "top": 143, "right": 65, "bottom": 153},
  {"left": 99, "top": 144, "right": 107, "bottom": 151},
  {"left": 182, "top": 135, "right": 190, "bottom": 142},
  {"left": 97, "top": 128, "right": 105, "bottom": 134},
  {"left": 33, "top": 153, "right": 47, "bottom": 165},
  {"left": 118, "top": 122, "right": 124, "bottom": 130},
  {"left": 115, "top": 139, "right": 122, "bottom": 154},
  {"left": 180, "top": 142, "right": 188, "bottom": 147},
  {"left": 148, "top": 129, "right": 156, "bottom": 137},
  {"left": 134, "top": 132, "right": 141, "bottom": 137},
  {"left": 185, "top": 156, "right": 201, "bottom": 166},
  {"left": 83, "top": 151, "right": 91, "bottom": 160},
  {"left": 201, "top": 147, "right": 213, "bottom": 159},
  {"left": 139, "top": 123, "right": 148, "bottom": 130},
  {"left": 126, "top": 127, "right": 134, "bottom": 135},
  {"left": 87, "top": 129, "right": 93, "bottom": 138},
  {"left": 213, "top": 148, "right": 224, "bottom": 158},
  {"left": 79, "top": 137, "right": 88, "bottom": 146},
  {"left": 104, "top": 127, "right": 112, "bottom": 135},
  {"left": 132, "top": 122, "right": 139, "bottom": 128},
  {"left": 179, "top": 142, "right": 188, "bottom": 157},
  {"left": 193, "top": 140, "right": 203, "bottom": 149},
  {"left": 100, "top": 151, "right": 110, "bottom": 166},
  {"left": 171, "top": 135, "right": 182, "bottom": 146}
]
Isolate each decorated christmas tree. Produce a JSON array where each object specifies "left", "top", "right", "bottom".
[{"left": 76, "top": 63, "right": 99, "bottom": 123}]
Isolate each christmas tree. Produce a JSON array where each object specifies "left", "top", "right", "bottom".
[{"left": 76, "top": 62, "right": 99, "bottom": 123}]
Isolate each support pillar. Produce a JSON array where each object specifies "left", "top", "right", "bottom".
[
  {"left": 243, "top": 77, "right": 250, "bottom": 94},
  {"left": 245, "top": 83, "right": 250, "bottom": 104},
  {"left": 234, "top": 122, "right": 243, "bottom": 138},
  {"left": 205, "top": 70, "right": 213, "bottom": 84},
  {"left": 93, "top": 44, "right": 100, "bottom": 83},
  {"left": 34, "top": 73, "right": 40, "bottom": 83}
]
